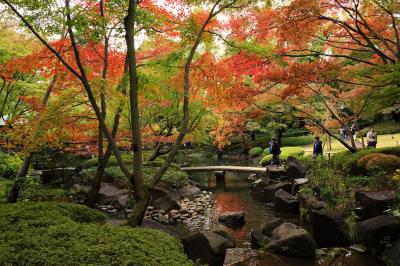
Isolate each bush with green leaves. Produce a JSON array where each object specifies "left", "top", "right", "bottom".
[
  {"left": 260, "top": 147, "right": 304, "bottom": 166},
  {"left": 281, "top": 135, "right": 314, "bottom": 146},
  {"left": 332, "top": 147, "right": 400, "bottom": 176},
  {"left": 358, "top": 121, "right": 400, "bottom": 137},
  {"left": 283, "top": 128, "right": 310, "bottom": 137},
  {"left": 0, "top": 202, "right": 192, "bottom": 265},
  {"left": 0, "top": 152, "right": 22, "bottom": 178},
  {"left": 248, "top": 147, "right": 263, "bottom": 157},
  {"left": 82, "top": 161, "right": 189, "bottom": 189}
]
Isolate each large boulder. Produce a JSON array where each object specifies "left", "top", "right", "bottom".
[
  {"left": 176, "top": 184, "right": 201, "bottom": 201},
  {"left": 218, "top": 212, "right": 245, "bottom": 228},
  {"left": 149, "top": 188, "right": 180, "bottom": 212},
  {"left": 355, "top": 191, "right": 397, "bottom": 219},
  {"left": 286, "top": 156, "right": 306, "bottom": 180},
  {"left": 359, "top": 215, "right": 400, "bottom": 254},
  {"left": 98, "top": 183, "right": 130, "bottom": 206},
  {"left": 266, "top": 165, "right": 287, "bottom": 179},
  {"left": 309, "top": 210, "right": 350, "bottom": 247},
  {"left": 213, "top": 229, "right": 236, "bottom": 248},
  {"left": 250, "top": 229, "right": 270, "bottom": 248},
  {"left": 299, "top": 193, "right": 326, "bottom": 212},
  {"left": 265, "top": 182, "right": 292, "bottom": 202},
  {"left": 382, "top": 239, "right": 400, "bottom": 266},
  {"left": 274, "top": 189, "right": 299, "bottom": 212},
  {"left": 182, "top": 231, "right": 235, "bottom": 266},
  {"left": 261, "top": 218, "right": 283, "bottom": 237},
  {"left": 250, "top": 179, "right": 267, "bottom": 201},
  {"left": 267, "top": 223, "right": 316, "bottom": 259}
]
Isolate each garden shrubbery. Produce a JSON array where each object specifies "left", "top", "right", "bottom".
[
  {"left": 248, "top": 147, "right": 263, "bottom": 157},
  {"left": 0, "top": 151, "right": 22, "bottom": 178},
  {"left": 260, "top": 146, "right": 304, "bottom": 166},
  {"left": 281, "top": 135, "right": 314, "bottom": 146},
  {"left": 357, "top": 153, "right": 400, "bottom": 171},
  {"left": 332, "top": 147, "right": 400, "bottom": 175},
  {"left": 358, "top": 121, "right": 400, "bottom": 137},
  {"left": 0, "top": 202, "right": 192, "bottom": 265},
  {"left": 81, "top": 160, "right": 189, "bottom": 189}
]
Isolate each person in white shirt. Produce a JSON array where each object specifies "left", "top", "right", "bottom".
[{"left": 367, "top": 128, "right": 377, "bottom": 148}]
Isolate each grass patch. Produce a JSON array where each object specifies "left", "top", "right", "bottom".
[
  {"left": 260, "top": 146, "right": 304, "bottom": 166},
  {"left": 0, "top": 202, "right": 192, "bottom": 265}
]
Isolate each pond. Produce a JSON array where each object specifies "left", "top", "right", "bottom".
[{"left": 181, "top": 152, "right": 383, "bottom": 266}]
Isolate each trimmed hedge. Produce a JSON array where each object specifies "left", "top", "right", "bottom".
[
  {"left": 248, "top": 147, "right": 263, "bottom": 157},
  {"left": 281, "top": 135, "right": 314, "bottom": 146},
  {"left": 357, "top": 153, "right": 400, "bottom": 171},
  {"left": 0, "top": 202, "right": 192, "bottom": 266},
  {"left": 358, "top": 121, "right": 400, "bottom": 137},
  {"left": 332, "top": 147, "right": 400, "bottom": 175},
  {"left": 283, "top": 128, "right": 310, "bottom": 137},
  {"left": 260, "top": 147, "right": 304, "bottom": 166}
]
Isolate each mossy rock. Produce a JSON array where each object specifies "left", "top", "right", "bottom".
[{"left": 0, "top": 202, "right": 192, "bottom": 265}]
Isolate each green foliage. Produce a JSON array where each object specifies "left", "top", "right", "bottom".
[
  {"left": 283, "top": 128, "right": 310, "bottom": 137},
  {"left": 260, "top": 147, "right": 304, "bottom": 166},
  {"left": 0, "top": 202, "right": 192, "bottom": 266},
  {"left": 298, "top": 156, "right": 347, "bottom": 209},
  {"left": 0, "top": 152, "right": 22, "bottom": 178},
  {"left": 82, "top": 160, "right": 188, "bottom": 188},
  {"left": 357, "top": 153, "right": 400, "bottom": 171},
  {"left": 332, "top": 147, "right": 400, "bottom": 176},
  {"left": 162, "top": 167, "right": 189, "bottom": 188},
  {"left": 0, "top": 178, "right": 12, "bottom": 202},
  {"left": 248, "top": 147, "right": 263, "bottom": 157},
  {"left": 345, "top": 212, "right": 359, "bottom": 243},
  {"left": 358, "top": 121, "right": 400, "bottom": 137},
  {"left": 281, "top": 135, "right": 314, "bottom": 146}
]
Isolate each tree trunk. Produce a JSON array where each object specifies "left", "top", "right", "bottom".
[
  {"left": 6, "top": 155, "right": 30, "bottom": 203},
  {"left": 125, "top": 0, "right": 147, "bottom": 227},
  {"left": 6, "top": 75, "right": 57, "bottom": 203}
]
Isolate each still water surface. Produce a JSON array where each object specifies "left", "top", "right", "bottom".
[{"left": 184, "top": 155, "right": 383, "bottom": 266}]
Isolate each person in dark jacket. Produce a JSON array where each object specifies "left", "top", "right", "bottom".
[
  {"left": 269, "top": 137, "right": 281, "bottom": 165},
  {"left": 313, "top": 136, "right": 323, "bottom": 158}
]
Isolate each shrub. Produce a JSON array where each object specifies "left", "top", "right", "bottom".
[
  {"left": 248, "top": 147, "right": 263, "bottom": 157},
  {"left": 366, "top": 154, "right": 400, "bottom": 171},
  {"left": 358, "top": 121, "right": 400, "bottom": 137},
  {"left": 0, "top": 178, "right": 12, "bottom": 202},
  {"left": 0, "top": 202, "right": 192, "bottom": 265},
  {"left": 82, "top": 162, "right": 189, "bottom": 189},
  {"left": 260, "top": 147, "right": 304, "bottom": 166},
  {"left": 162, "top": 167, "right": 189, "bottom": 188},
  {"left": 283, "top": 128, "right": 310, "bottom": 137},
  {"left": 0, "top": 152, "right": 22, "bottom": 178},
  {"left": 281, "top": 135, "right": 314, "bottom": 146},
  {"left": 333, "top": 147, "right": 400, "bottom": 175}
]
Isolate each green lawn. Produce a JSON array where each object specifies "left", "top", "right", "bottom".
[{"left": 302, "top": 133, "right": 400, "bottom": 155}]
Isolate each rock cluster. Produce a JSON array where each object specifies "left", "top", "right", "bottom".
[{"left": 144, "top": 191, "right": 213, "bottom": 224}]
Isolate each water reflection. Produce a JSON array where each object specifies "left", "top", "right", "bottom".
[{"left": 184, "top": 154, "right": 383, "bottom": 265}]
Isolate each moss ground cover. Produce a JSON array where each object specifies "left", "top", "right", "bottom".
[{"left": 0, "top": 202, "right": 192, "bottom": 266}]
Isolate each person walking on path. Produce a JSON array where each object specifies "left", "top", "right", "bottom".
[
  {"left": 367, "top": 128, "right": 378, "bottom": 148},
  {"left": 269, "top": 137, "right": 281, "bottom": 166},
  {"left": 312, "top": 136, "right": 323, "bottom": 158}
]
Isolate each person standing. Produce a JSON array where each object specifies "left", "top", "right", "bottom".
[
  {"left": 313, "top": 136, "right": 323, "bottom": 158},
  {"left": 367, "top": 128, "right": 378, "bottom": 148},
  {"left": 269, "top": 137, "right": 281, "bottom": 166}
]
